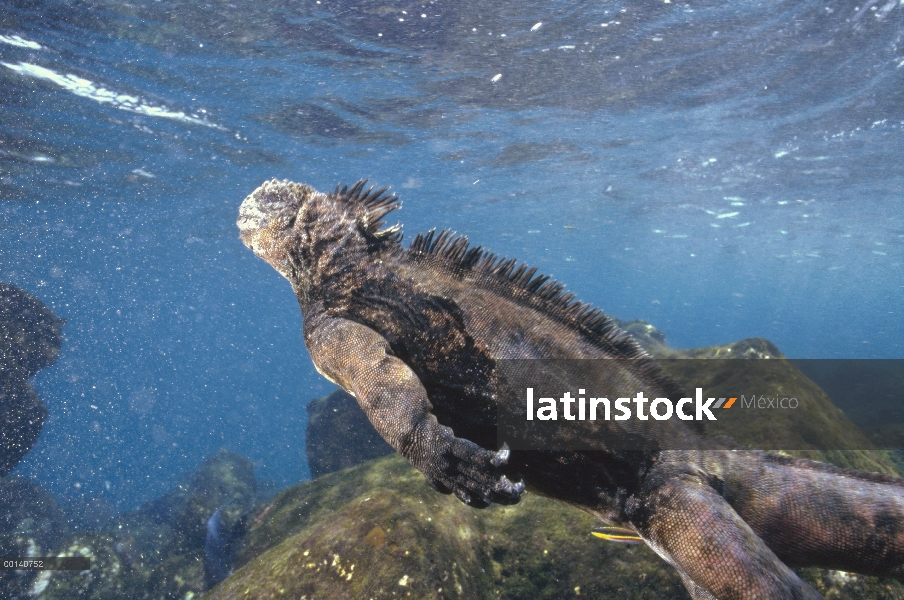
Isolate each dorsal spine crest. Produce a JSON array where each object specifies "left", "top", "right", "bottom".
[{"left": 334, "top": 180, "right": 403, "bottom": 244}]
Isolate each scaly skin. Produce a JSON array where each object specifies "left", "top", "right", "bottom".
[{"left": 238, "top": 179, "right": 904, "bottom": 600}]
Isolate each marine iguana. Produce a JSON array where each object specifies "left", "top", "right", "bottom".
[{"left": 238, "top": 179, "right": 904, "bottom": 600}]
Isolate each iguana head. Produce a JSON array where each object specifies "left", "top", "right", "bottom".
[
  {"left": 238, "top": 179, "right": 315, "bottom": 282},
  {"left": 238, "top": 179, "right": 402, "bottom": 297}
]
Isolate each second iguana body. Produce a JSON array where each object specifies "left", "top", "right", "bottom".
[{"left": 238, "top": 179, "right": 904, "bottom": 600}]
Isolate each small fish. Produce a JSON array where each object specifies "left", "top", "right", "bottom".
[
  {"left": 204, "top": 499, "right": 254, "bottom": 589},
  {"left": 591, "top": 526, "right": 644, "bottom": 544}
]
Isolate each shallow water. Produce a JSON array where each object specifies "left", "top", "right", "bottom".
[{"left": 1, "top": 0, "right": 902, "bottom": 516}]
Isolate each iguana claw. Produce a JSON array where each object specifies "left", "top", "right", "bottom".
[
  {"left": 420, "top": 437, "right": 523, "bottom": 508},
  {"left": 491, "top": 443, "right": 511, "bottom": 467}
]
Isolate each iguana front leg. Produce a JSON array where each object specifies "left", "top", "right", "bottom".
[{"left": 304, "top": 315, "right": 524, "bottom": 508}]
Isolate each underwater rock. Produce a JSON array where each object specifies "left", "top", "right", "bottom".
[
  {"left": 170, "top": 449, "right": 257, "bottom": 552},
  {"left": 204, "top": 500, "right": 254, "bottom": 590},
  {"left": 0, "top": 476, "right": 69, "bottom": 556},
  {"left": 31, "top": 532, "right": 147, "bottom": 600},
  {"left": 0, "top": 476, "right": 69, "bottom": 599},
  {"left": 212, "top": 454, "right": 687, "bottom": 600},
  {"left": 0, "top": 282, "right": 64, "bottom": 477},
  {"left": 613, "top": 318, "right": 670, "bottom": 355},
  {"left": 213, "top": 453, "right": 904, "bottom": 600},
  {"left": 660, "top": 337, "right": 899, "bottom": 474},
  {"left": 35, "top": 450, "right": 258, "bottom": 599},
  {"left": 0, "top": 377, "right": 48, "bottom": 477},
  {"left": 212, "top": 452, "right": 904, "bottom": 600},
  {"left": 148, "top": 450, "right": 257, "bottom": 596},
  {"left": 305, "top": 389, "right": 393, "bottom": 478},
  {"left": 613, "top": 324, "right": 898, "bottom": 474}
]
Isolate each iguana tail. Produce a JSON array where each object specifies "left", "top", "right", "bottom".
[{"left": 723, "top": 451, "right": 904, "bottom": 580}]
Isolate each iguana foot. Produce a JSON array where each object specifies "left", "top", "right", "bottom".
[{"left": 420, "top": 437, "right": 524, "bottom": 508}]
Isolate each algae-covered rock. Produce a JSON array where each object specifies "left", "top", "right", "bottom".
[
  {"left": 660, "top": 338, "right": 900, "bottom": 475},
  {"left": 210, "top": 450, "right": 903, "bottom": 600},
  {"left": 797, "top": 567, "right": 904, "bottom": 600},
  {"left": 665, "top": 338, "right": 871, "bottom": 450},
  {"left": 151, "top": 449, "right": 257, "bottom": 597},
  {"left": 0, "top": 476, "right": 68, "bottom": 556},
  {"left": 171, "top": 449, "right": 257, "bottom": 552},
  {"left": 31, "top": 533, "right": 144, "bottom": 599},
  {"left": 306, "top": 389, "right": 393, "bottom": 478},
  {"left": 614, "top": 318, "right": 670, "bottom": 356},
  {"left": 210, "top": 454, "right": 687, "bottom": 600}
]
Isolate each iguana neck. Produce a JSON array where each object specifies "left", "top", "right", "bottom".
[{"left": 291, "top": 200, "right": 375, "bottom": 313}]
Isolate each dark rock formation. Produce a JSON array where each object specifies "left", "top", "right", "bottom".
[
  {"left": 0, "top": 282, "right": 64, "bottom": 476},
  {"left": 0, "top": 283, "right": 64, "bottom": 380},
  {"left": 305, "top": 389, "right": 392, "bottom": 478},
  {"left": 0, "top": 377, "right": 47, "bottom": 478}
]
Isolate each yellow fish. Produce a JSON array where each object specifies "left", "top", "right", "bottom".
[{"left": 591, "top": 526, "right": 643, "bottom": 544}]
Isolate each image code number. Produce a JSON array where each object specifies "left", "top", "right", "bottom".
[{"left": 0, "top": 557, "right": 90, "bottom": 571}]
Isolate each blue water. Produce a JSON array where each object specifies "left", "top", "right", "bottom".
[{"left": 1, "top": 0, "right": 902, "bottom": 510}]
